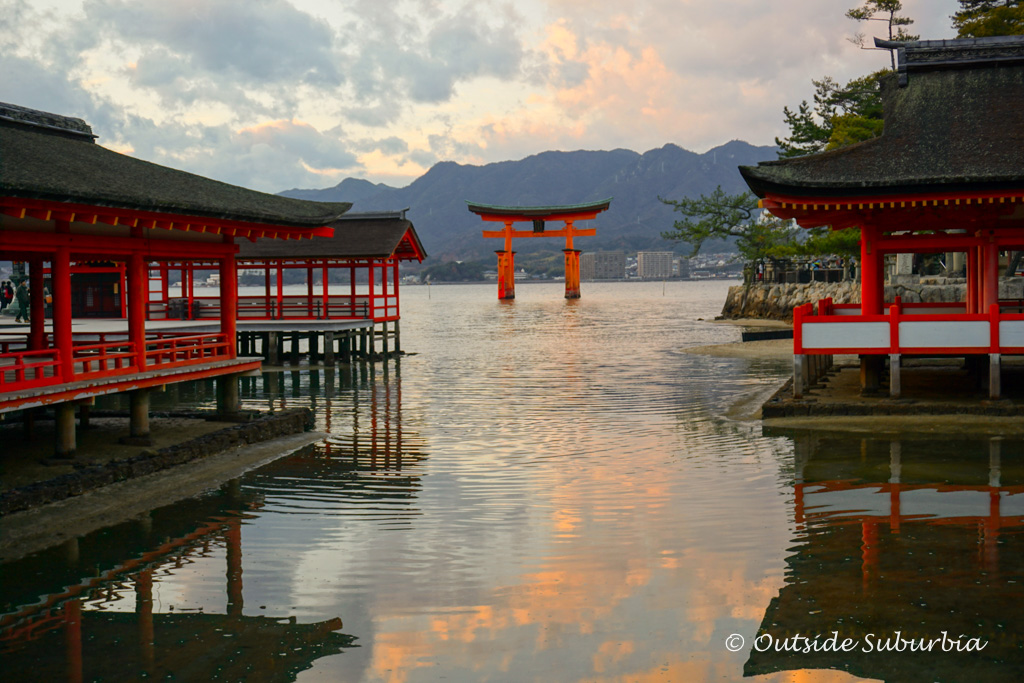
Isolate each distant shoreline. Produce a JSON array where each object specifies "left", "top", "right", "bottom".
[{"left": 417, "top": 277, "right": 741, "bottom": 286}]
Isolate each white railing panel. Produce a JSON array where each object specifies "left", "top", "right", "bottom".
[
  {"left": 899, "top": 320, "right": 988, "bottom": 348},
  {"left": 999, "top": 320, "right": 1024, "bottom": 347},
  {"left": 802, "top": 322, "right": 889, "bottom": 349}
]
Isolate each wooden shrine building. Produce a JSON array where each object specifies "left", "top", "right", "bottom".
[
  {"left": 0, "top": 101, "right": 351, "bottom": 457},
  {"left": 740, "top": 36, "right": 1024, "bottom": 399},
  {"left": 148, "top": 210, "right": 426, "bottom": 363},
  {"left": 467, "top": 199, "right": 611, "bottom": 299}
]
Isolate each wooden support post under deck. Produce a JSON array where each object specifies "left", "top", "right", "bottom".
[
  {"left": 394, "top": 321, "right": 401, "bottom": 355},
  {"left": 218, "top": 373, "right": 240, "bottom": 415},
  {"left": 325, "top": 331, "right": 335, "bottom": 364},
  {"left": 124, "top": 388, "right": 152, "bottom": 445},
  {"left": 55, "top": 402, "right": 77, "bottom": 458},
  {"left": 309, "top": 332, "right": 320, "bottom": 364},
  {"left": 889, "top": 354, "right": 901, "bottom": 398},
  {"left": 860, "top": 355, "right": 883, "bottom": 394},
  {"left": 990, "top": 353, "right": 1001, "bottom": 399},
  {"left": 267, "top": 332, "right": 279, "bottom": 365},
  {"left": 382, "top": 322, "right": 389, "bottom": 357},
  {"left": 793, "top": 353, "right": 803, "bottom": 398}
]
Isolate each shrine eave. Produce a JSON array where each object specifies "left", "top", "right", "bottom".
[
  {"left": 466, "top": 198, "right": 612, "bottom": 221},
  {"left": 0, "top": 197, "right": 335, "bottom": 241},
  {"left": 740, "top": 164, "right": 1024, "bottom": 203},
  {"left": 1, "top": 111, "right": 352, "bottom": 234}
]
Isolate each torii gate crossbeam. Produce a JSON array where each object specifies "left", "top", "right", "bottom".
[{"left": 467, "top": 199, "right": 612, "bottom": 300}]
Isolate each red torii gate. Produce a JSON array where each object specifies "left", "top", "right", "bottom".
[{"left": 467, "top": 199, "right": 611, "bottom": 300}]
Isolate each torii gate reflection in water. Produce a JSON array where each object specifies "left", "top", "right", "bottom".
[{"left": 467, "top": 199, "right": 612, "bottom": 300}]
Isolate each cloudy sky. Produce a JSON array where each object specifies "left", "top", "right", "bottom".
[{"left": 2, "top": 0, "right": 959, "bottom": 192}]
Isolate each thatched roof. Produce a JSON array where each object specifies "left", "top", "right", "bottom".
[
  {"left": 0, "top": 102, "right": 352, "bottom": 228},
  {"left": 740, "top": 36, "right": 1024, "bottom": 199},
  {"left": 236, "top": 211, "right": 427, "bottom": 261}
]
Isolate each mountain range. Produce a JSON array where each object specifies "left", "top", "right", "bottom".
[{"left": 279, "top": 140, "right": 777, "bottom": 262}]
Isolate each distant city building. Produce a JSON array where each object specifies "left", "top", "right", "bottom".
[
  {"left": 637, "top": 251, "right": 674, "bottom": 279},
  {"left": 581, "top": 251, "right": 626, "bottom": 280}
]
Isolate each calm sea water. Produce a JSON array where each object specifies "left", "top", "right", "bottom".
[{"left": 3, "top": 280, "right": 1024, "bottom": 682}]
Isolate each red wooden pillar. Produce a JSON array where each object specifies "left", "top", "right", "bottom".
[
  {"left": 967, "top": 247, "right": 978, "bottom": 313},
  {"left": 276, "top": 260, "right": 284, "bottom": 318},
  {"left": 860, "top": 225, "right": 882, "bottom": 314},
  {"left": 219, "top": 252, "right": 238, "bottom": 359},
  {"left": 120, "top": 263, "right": 128, "bottom": 318},
  {"left": 392, "top": 260, "right": 400, "bottom": 317},
  {"left": 186, "top": 263, "right": 194, "bottom": 319},
  {"left": 128, "top": 252, "right": 147, "bottom": 370},
  {"left": 497, "top": 219, "right": 515, "bottom": 300},
  {"left": 563, "top": 249, "right": 581, "bottom": 299},
  {"left": 368, "top": 260, "right": 376, "bottom": 320},
  {"left": 264, "top": 264, "right": 272, "bottom": 317},
  {"left": 322, "top": 260, "right": 330, "bottom": 319},
  {"left": 306, "top": 265, "right": 314, "bottom": 316},
  {"left": 28, "top": 255, "right": 46, "bottom": 349},
  {"left": 984, "top": 238, "right": 999, "bottom": 310},
  {"left": 53, "top": 247, "right": 74, "bottom": 380}
]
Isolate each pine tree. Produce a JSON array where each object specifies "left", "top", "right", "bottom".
[{"left": 952, "top": 1, "right": 1024, "bottom": 37}]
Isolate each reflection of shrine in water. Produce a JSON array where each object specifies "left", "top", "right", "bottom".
[
  {"left": 1, "top": 363, "right": 422, "bottom": 680},
  {"left": 0, "top": 483, "right": 356, "bottom": 681},
  {"left": 746, "top": 431, "right": 1024, "bottom": 681}
]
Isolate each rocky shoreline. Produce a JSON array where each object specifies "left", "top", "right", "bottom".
[{"left": 717, "top": 278, "right": 1021, "bottom": 321}]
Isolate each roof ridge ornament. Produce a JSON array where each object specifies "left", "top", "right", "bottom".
[{"left": 0, "top": 101, "right": 96, "bottom": 140}]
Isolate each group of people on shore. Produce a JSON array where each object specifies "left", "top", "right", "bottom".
[{"left": 0, "top": 279, "right": 34, "bottom": 323}]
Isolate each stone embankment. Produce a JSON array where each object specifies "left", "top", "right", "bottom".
[
  {"left": 720, "top": 277, "right": 1024, "bottom": 321},
  {"left": 0, "top": 408, "right": 313, "bottom": 516}
]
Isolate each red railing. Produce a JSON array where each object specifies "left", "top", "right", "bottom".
[
  {"left": 73, "top": 339, "right": 137, "bottom": 380},
  {"left": 795, "top": 298, "right": 1024, "bottom": 356},
  {"left": 145, "top": 333, "right": 231, "bottom": 367},
  {"left": 0, "top": 332, "right": 232, "bottom": 394},
  {"left": 0, "top": 348, "right": 63, "bottom": 391},
  {"left": 153, "top": 295, "right": 392, "bottom": 321}
]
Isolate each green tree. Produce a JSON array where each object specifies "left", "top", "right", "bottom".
[
  {"left": 952, "top": 1, "right": 1024, "bottom": 36},
  {"left": 846, "top": 0, "right": 919, "bottom": 68},
  {"left": 659, "top": 187, "right": 800, "bottom": 262},
  {"left": 776, "top": 72, "right": 885, "bottom": 158}
]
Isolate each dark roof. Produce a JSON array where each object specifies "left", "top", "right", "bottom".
[
  {"left": 0, "top": 102, "right": 352, "bottom": 227},
  {"left": 466, "top": 198, "right": 612, "bottom": 218},
  {"left": 236, "top": 212, "right": 427, "bottom": 261},
  {"left": 740, "top": 36, "right": 1024, "bottom": 199}
]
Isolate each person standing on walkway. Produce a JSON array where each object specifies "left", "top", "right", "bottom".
[
  {"left": 14, "top": 280, "right": 29, "bottom": 323},
  {"left": 0, "top": 280, "right": 12, "bottom": 311}
]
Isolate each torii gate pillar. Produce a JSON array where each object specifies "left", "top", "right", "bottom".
[{"left": 496, "top": 250, "right": 516, "bottom": 300}]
